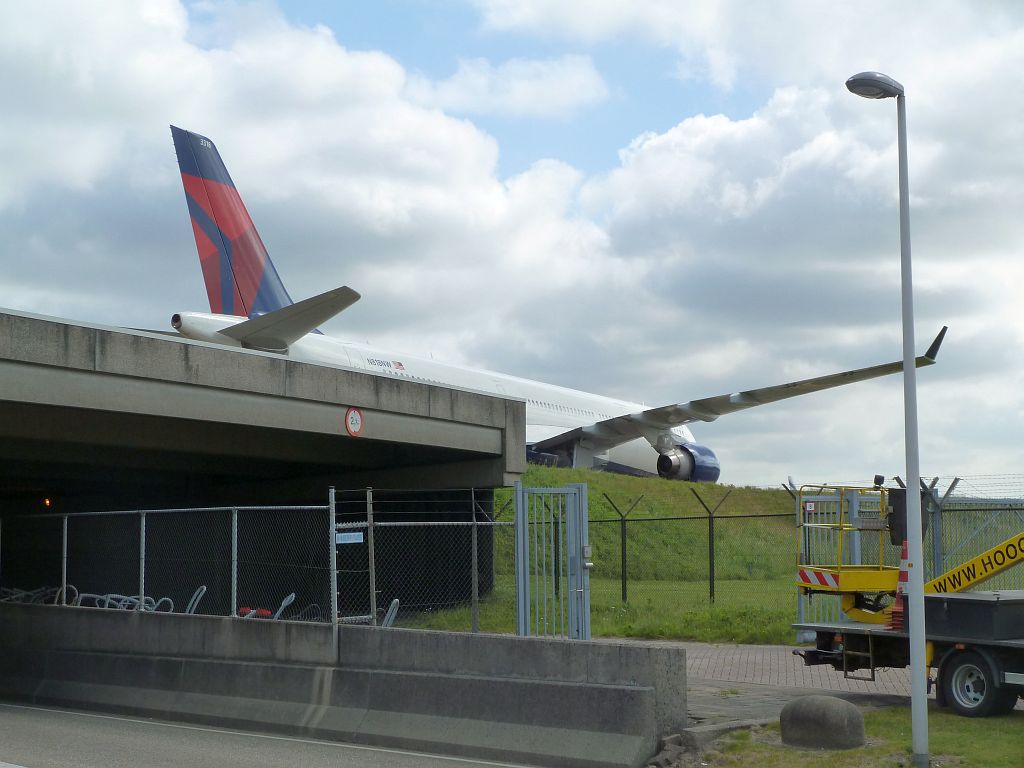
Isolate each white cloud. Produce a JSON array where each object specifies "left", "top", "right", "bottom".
[
  {"left": 3, "top": 1, "right": 1024, "bottom": 486},
  {"left": 472, "top": 1, "right": 1024, "bottom": 94},
  {"left": 471, "top": 0, "right": 744, "bottom": 88},
  {"left": 406, "top": 55, "right": 608, "bottom": 118}
]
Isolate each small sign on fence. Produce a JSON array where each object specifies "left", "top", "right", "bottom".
[{"left": 336, "top": 532, "right": 364, "bottom": 545}]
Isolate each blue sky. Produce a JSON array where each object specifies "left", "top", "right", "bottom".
[{"left": 273, "top": 0, "right": 765, "bottom": 177}]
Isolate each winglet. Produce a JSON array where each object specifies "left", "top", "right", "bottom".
[{"left": 924, "top": 326, "right": 947, "bottom": 362}]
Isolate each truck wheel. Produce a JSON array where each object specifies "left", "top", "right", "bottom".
[{"left": 941, "top": 652, "right": 1018, "bottom": 717}]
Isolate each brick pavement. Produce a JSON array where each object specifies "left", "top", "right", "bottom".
[
  {"left": 677, "top": 641, "right": 912, "bottom": 727},
  {"left": 672, "top": 640, "right": 1023, "bottom": 727},
  {"left": 681, "top": 641, "right": 911, "bottom": 694}
]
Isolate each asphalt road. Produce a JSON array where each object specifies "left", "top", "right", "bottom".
[{"left": 0, "top": 703, "right": 534, "bottom": 768}]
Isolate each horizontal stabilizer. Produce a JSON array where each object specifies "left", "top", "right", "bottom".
[
  {"left": 220, "top": 286, "right": 360, "bottom": 352},
  {"left": 532, "top": 326, "right": 948, "bottom": 453}
]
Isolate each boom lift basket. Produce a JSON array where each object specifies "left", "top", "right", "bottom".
[{"left": 797, "top": 486, "right": 900, "bottom": 595}]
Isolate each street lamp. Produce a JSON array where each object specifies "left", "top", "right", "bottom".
[
  {"left": 846, "top": 71, "right": 928, "bottom": 768},
  {"left": 846, "top": 71, "right": 904, "bottom": 99}
]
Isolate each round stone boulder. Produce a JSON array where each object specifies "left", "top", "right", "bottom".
[{"left": 780, "top": 694, "right": 865, "bottom": 750}]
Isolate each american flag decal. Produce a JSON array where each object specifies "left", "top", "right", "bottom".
[{"left": 393, "top": 361, "right": 405, "bottom": 371}]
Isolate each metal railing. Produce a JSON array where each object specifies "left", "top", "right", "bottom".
[{"left": 1, "top": 504, "right": 333, "bottom": 621}]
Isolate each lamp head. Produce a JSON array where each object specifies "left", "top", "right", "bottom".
[{"left": 846, "top": 71, "right": 904, "bottom": 99}]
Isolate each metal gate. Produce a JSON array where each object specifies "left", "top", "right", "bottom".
[{"left": 514, "top": 482, "right": 591, "bottom": 640}]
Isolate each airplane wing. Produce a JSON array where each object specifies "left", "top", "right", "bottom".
[
  {"left": 531, "top": 326, "right": 947, "bottom": 453},
  {"left": 219, "top": 286, "right": 360, "bottom": 352}
]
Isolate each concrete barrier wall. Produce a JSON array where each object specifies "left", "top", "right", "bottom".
[
  {"left": 338, "top": 624, "right": 686, "bottom": 736},
  {"left": 0, "top": 604, "right": 686, "bottom": 767},
  {"left": 0, "top": 647, "right": 654, "bottom": 768},
  {"left": 0, "top": 601, "right": 338, "bottom": 665}
]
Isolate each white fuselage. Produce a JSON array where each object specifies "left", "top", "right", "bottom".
[
  {"left": 296, "top": 333, "right": 694, "bottom": 475},
  {"left": 174, "top": 312, "right": 693, "bottom": 476}
]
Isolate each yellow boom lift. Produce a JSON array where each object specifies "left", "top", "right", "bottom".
[{"left": 794, "top": 483, "right": 1024, "bottom": 717}]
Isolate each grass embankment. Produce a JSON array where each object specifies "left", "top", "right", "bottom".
[
  {"left": 409, "top": 466, "right": 800, "bottom": 644},
  {"left": 704, "top": 707, "right": 1024, "bottom": 767}
]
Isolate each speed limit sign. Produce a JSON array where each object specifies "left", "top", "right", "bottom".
[{"left": 344, "top": 407, "right": 364, "bottom": 437}]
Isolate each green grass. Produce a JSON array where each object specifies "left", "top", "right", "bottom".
[
  {"left": 402, "top": 575, "right": 517, "bottom": 635},
  {"left": 589, "top": 576, "right": 796, "bottom": 643},
  {"left": 703, "top": 706, "right": 1024, "bottom": 766},
  {"left": 403, "top": 573, "right": 797, "bottom": 644}
]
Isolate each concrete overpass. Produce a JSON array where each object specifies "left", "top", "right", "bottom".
[
  {"left": 0, "top": 310, "right": 686, "bottom": 768},
  {"left": 0, "top": 309, "right": 525, "bottom": 513}
]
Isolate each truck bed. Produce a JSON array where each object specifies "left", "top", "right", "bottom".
[{"left": 793, "top": 619, "right": 1024, "bottom": 650}]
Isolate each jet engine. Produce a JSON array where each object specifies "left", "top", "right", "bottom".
[{"left": 656, "top": 443, "right": 721, "bottom": 483}]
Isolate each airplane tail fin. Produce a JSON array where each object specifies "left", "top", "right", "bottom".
[{"left": 171, "top": 126, "right": 293, "bottom": 317}]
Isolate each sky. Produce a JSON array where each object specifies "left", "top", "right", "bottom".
[{"left": 2, "top": 1, "right": 1024, "bottom": 488}]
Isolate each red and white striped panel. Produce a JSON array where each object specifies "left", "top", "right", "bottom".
[{"left": 797, "top": 568, "right": 840, "bottom": 589}]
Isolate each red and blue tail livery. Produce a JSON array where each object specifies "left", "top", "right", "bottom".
[{"left": 171, "top": 125, "right": 293, "bottom": 318}]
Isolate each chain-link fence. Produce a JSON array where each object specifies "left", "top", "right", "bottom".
[
  {"left": 329, "top": 485, "right": 790, "bottom": 638},
  {"left": 0, "top": 490, "right": 517, "bottom": 632},
  {"left": 927, "top": 475, "right": 1024, "bottom": 590},
  {"left": 11, "top": 476, "right": 1017, "bottom": 640},
  {"left": 331, "top": 488, "right": 515, "bottom": 632},
  {"left": 3, "top": 485, "right": 790, "bottom": 638},
  {"left": 589, "top": 488, "right": 794, "bottom": 629},
  {"left": 0, "top": 505, "right": 332, "bottom": 621}
]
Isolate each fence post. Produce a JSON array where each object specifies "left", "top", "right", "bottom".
[
  {"left": 138, "top": 511, "right": 146, "bottom": 610},
  {"left": 929, "top": 494, "right": 942, "bottom": 580},
  {"left": 231, "top": 507, "right": 238, "bottom": 618},
  {"left": 620, "top": 514, "right": 627, "bottom": 602},
  {"left": 471, "top": 488, "right": 480, "bottom": 633},
  {"left": 691, "top": 488, "right": 732, "bottom": 605},
  {"left": 795, "top": 489, "right": 805, "bottom": 634},
  {"left": 329, "top": 487, "right": 338, "bottom": 631},
  {"left": 708, "top": 508, "right": 715, "bottom": 603},
  {"left": 932, "top": 478, "right": 959, "bottom": 579},
  {"left": 602, "top": 494, "right": 642, "bottom": 603},
  {"left": 514, "top": 480, "right": 528, "bottom": 636},
  {"left": 552, "top": 507, "right": 560, "bottom": 599},
  {"left": 366, "top": 487, "right": 377, "bottom": 626},
  {"left": 61, "top": 514, "right": 68, "bottom": 606}
]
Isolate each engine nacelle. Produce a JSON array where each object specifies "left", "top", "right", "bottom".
[
  {"left": 171, "top": 312, "right": 245, "bottom": 347},
  {"left": 657, "top": 442, "right": 721, "bottom": 483}
]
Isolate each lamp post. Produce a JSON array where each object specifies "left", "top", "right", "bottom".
[{"left": 846, "top": 71, "right": 928, "bottom": 767}]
